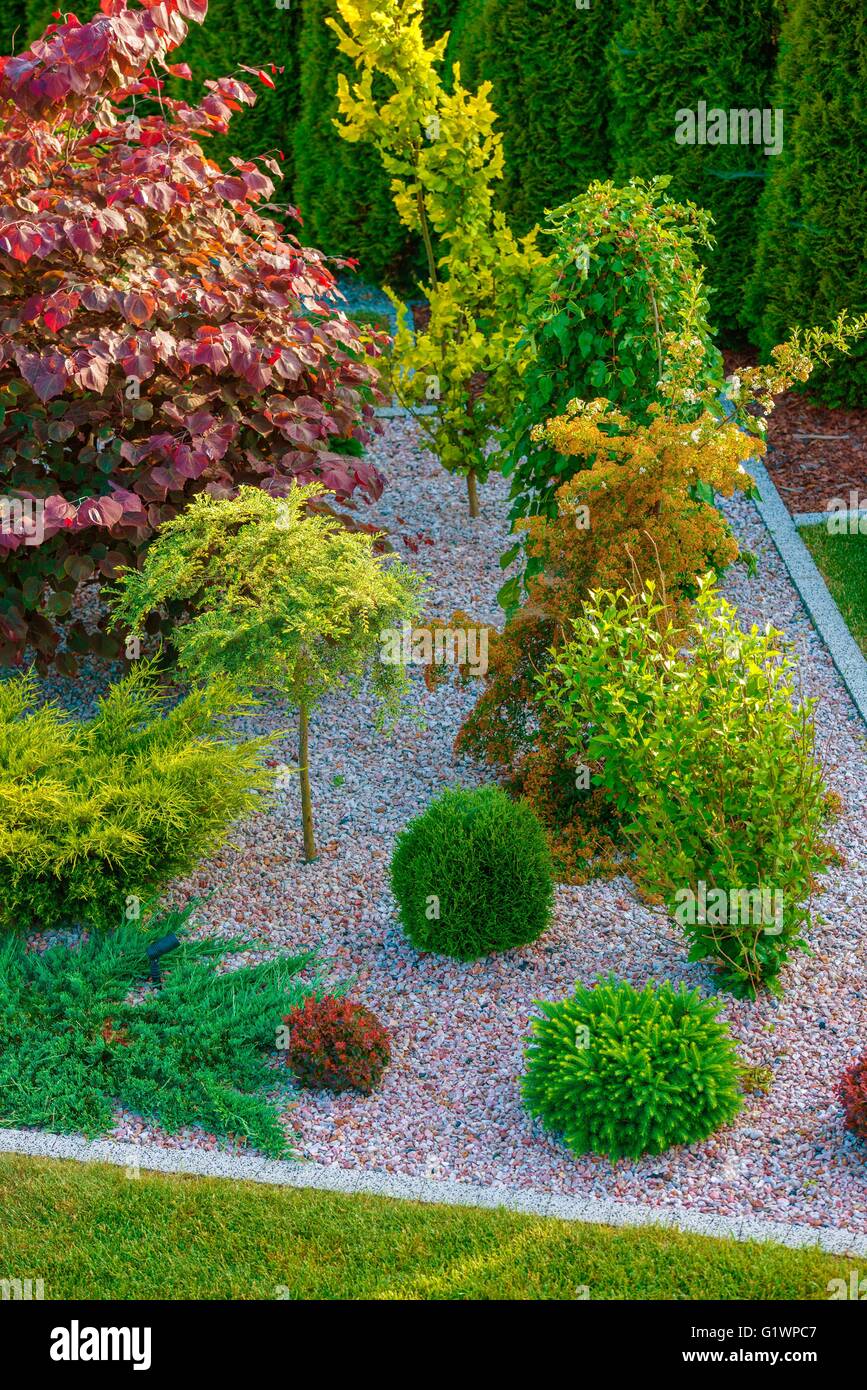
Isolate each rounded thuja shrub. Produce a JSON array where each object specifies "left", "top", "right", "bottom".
[
  {"left": 390, "top": 785, "right": 554, "bottom": 959},
  {"left": 523, "top": 978, "right": 743, "bottom": 1160}
]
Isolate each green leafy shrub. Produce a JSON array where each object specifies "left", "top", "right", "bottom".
[
  {"left": 746, "top": 0, "right": 867, "bottom": 406},
  {"left": 607, "top": 0, "right": 780, "bottom": 339},
  {"left": 0, "top": 903, "right": 316, "bottom": 1156},
  {"left": 390, "top": 785, "right": 554, "bottom": 959},
  {"left": 0, "top": 662, "right": 274, "bottom": 932},
  {"left": 502, "top": 179, "right": 721, "bottom": 540},
  {"left": 523, "top": 977, "right": 743, "bottom": 1160},
  {"left": 282, "top": 995, "right": 391, "bottom": 1094},
  {"left": 538, "top": 578, "right": 837, "bottom": 997},
  {"left": 110, "top": 483, "right": 425, "bottom": 862}
]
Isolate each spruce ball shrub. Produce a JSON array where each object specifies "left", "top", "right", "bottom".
[
  {"left": 390, "top": 785, "right": 554, "bottom": 959},
  {"left": 523, "top": 978, "right": 743, "bottom": 1161},
  {"left": 283, "top": 996, "right": 391, "bottom": 1095},
  {"left": 838, "top": 1053, "right": 867, "bottom": 1144}
]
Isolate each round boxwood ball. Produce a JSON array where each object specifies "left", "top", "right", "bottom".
[{"left": 390, "top": 785, "right": 554, "bottom": 959}]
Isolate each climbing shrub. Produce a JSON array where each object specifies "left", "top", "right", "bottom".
[{"left": 501, "top": 180, "right": 721, "bottom": 541}]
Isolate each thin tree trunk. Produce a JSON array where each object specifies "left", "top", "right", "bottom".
[
  {"left": 298, "top": 702, "right": 316, "bottom": 862},
  {"left": 466, "top": 468, "right": 480, "bottom": 518}
]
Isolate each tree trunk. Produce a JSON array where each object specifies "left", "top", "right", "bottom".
[
  {"left": 298, "top": 702, "right": 316, "bottom": 862},
  {"left": 466, "top": 468, "right": 480, "bottom": 518}
]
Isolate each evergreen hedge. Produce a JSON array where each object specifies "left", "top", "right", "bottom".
[
  {"left": 746, "top": 0, "right": 867, "bottom": 405},
  {"left": 606, "top": 0, "right": 780, "bottom": 340},
  {"left": 447, "top": 0, "right": 614, "bottom": 238}
]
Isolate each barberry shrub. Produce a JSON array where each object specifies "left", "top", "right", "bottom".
[
  {"left": 0, "top": 0, "right": 387, "bottom": 672},
  {"left": 0, "top": 660, "right": 275, "bottom": 932},
  {"left": 109, "top": 483, "right": 425, "bottom": 862},
  {"left": 838, "top": 1054, "right": 867, "bottom": 1145},
  {"left": 282, "top": 995, "right": 391, "bottom": 1094},
  {"left": 390, "top": 785, "right": 554, "bottom": 960},
  {"left": 523, "top": 978, "right": 743, "bottom": 1161},
  {"left": 538, "top": 578, "right": 837, "bottom": 998}
]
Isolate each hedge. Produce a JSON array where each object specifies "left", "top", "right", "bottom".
[
  {"left": 447, "top": 0, "right": 614, "bottom": 239},
  {"left": 746, "top": 0, "right": 867, "bottom": 405},
  {"left": 607, "top": 0, "right": 780, "bottom": 340}
]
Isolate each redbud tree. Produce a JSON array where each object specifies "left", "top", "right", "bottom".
[{"left": 0, "top": 0, "right": 387, "bottom": 671}]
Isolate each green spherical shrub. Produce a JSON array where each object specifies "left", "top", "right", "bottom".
[
  {"left": 523, "top": 978, "right": 743, "bottom": 1160},
  {"left": 390, "top": 786, "right": 554, "bottom": 959}
]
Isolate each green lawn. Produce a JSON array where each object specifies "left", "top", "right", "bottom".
[
  {"left": 0, "top": 1153, "right": 856, "bottom": 1300},
  {"left": 801, "top": 524, "right": 867, "bottom": 657}
]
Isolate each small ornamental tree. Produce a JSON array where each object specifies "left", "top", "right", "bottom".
[
  {"left": 329, "top": 0, "right": 548, "bottom": 516},
  {"left": 0, "top": 0, "right": 387, "bottom": 671},
  {"left": 110, "top": 483, "right": 425, "bottom": 862}
]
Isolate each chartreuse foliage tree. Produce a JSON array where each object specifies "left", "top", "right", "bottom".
[
  {"left": 607, "top": 0, "right": 780, "bottom": 339},
  {"left": 747, "top": 0, "right": 867, "bottom": 406},
  {"left": 0, "top": 0, "right": 385, "bottom": 671},
  {"left": 0, "top": 661, "right": 275, "bottom": 933},
  {"left": 110, "top": 484, "right": 425, "bottom": 862},
  {"left": 447, "top": 0, "right": 614, "bottom": 238},
  {"left": 328, "top": 0, "right": 549, "bottom": 516},
  {"left": 523, "top": 978, "right": 743, "bottom": 1159},
  {"left": 0, "top": 902, "right": 319, "bottom": 1156},
  {"left": 293, "top": 0, "right": 418, "bottom": 288},
  {"left": 538, "top": 578, "right": 837, "bottom": 998}
]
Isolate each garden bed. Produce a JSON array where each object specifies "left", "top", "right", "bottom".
[{"left": 25, "top": 416, "right": 867, "bottom": 1237}]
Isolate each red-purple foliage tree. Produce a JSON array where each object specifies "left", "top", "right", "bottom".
[{"left": 0, "top": 0, "right": 387, "bottom": 671}]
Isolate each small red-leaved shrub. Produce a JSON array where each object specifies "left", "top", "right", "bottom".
[
  {"left": 283, "top": 996, "right": 391, "bottom": 1095},
  {"left": 838, "top": 1053, "right": 867, "bottom": 1143},
  {"left": 0, "top": 0, "right": 387, "bottom": 670}
]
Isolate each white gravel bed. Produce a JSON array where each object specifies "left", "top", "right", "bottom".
[{"left": 16, "top": 418, "right": 867, "bottom": 1234}]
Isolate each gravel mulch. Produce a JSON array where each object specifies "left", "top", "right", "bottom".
[
  {"left": 16, "top": 415, "right": 867, "bottom": 1234},
  {"left": 724, "top": 348, "right": 867, "bottom": 515}
]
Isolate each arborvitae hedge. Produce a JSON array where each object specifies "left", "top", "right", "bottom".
[
  {"left": 293, "top": 0, "right": 426, "bottom": 290},
  {"left": 445, "top": 1, "right": 613, "bottom": 238},
  {"left": 0, "top": 0, "right": 27, "bottom": 53},
  {"left": 607, "top": 0, "right": 780, "bottom": 341},
  {"left": 747, "top": 0, "right": 867, "bottom": 405}
]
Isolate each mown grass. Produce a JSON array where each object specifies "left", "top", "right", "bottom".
[
  {"left": 0, "top": 1154, "right": 855, "bottom": 1300},
  {"left": 801, "top": 524, "right": 867, "bottom": 656}
]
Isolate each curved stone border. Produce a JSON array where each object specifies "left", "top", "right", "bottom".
[
  {"left": 2, "top": 1127, "right": 865, "bottom": 1258},
  {"left": 749, "top": 457, "right": 867, "bottom": 727}
]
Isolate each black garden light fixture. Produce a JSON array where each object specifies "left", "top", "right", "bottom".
[{"left": 145, "top": 933, "right": 180, "bottom": 985}]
